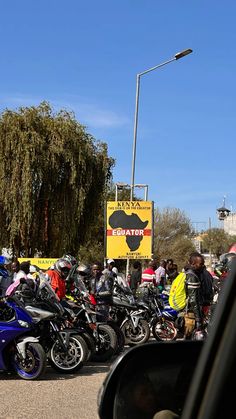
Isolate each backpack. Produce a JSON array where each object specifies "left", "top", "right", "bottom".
[{"left": 169, "top": 272, "right": 187, "bottom": 311}]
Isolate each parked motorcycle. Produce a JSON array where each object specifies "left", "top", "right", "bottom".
[
  {"left": 0, "top": 297, "right": 46, "bottom": 379},
  {"left": 110, "top": 282, "right": 150, "bottom": 346},
  {"left": 136, "top": 285, "right": 179, "bottom": 341},
  {"left": 71, "top": 270, "right": 125, "bottom": 356},
  {"left": 67, "top": 280, "right": 118, "bottom": 362},
  {"left": 151, "top": 292, "right": 209, "bottom": 342},
  {"left": 21, "top": 279, "right": 89, "bottom": 373}
]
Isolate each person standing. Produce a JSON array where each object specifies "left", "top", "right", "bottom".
[
  {"left": 155, "top": 260, "right": 166, "bottom": 289},
  {"left": 141, "top": 260, "right": 157, "bottom": 286},
  {"left": 129, "top": 261, "right": 142, "bottom": 295},
  {"left": 199, "top": 265, "right": 214, "bottom": 316},
  {"left": 165, "top": 259, "right": 174, "bottom": 283},
  {"left": 185, "top": 252, "right": 205, "bottom": 332},
  {"left": 90, "top": 262, "right": 114, "bottom": 321},
  {"left": 103, "top": 259, "right": 116, "bottom": 278},
  {"left": 167, "top": 263, "right": 179, "bottom": 284}
]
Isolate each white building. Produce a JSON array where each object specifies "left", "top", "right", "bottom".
[{"left": 223, "top": 212, "right": 236, "bottom": 236}]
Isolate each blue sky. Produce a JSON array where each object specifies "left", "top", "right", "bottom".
[{"left": 0, "top": 1, "right": 235, "bottom": 229}]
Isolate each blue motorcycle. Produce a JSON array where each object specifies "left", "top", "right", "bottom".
[
  {"left": 136, "top": 286, "right": 181, "bottom": 341},
  {"left": 0, "top": 297, "right": 46, "bottom": 379},
  {"left": 151, "top": 292, "right": 185, "bottom": 341}
]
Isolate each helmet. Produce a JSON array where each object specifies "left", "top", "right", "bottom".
[
  {"left": 192, "top": 330, "right": 207, "bottom": 341},
  {"left": 77, "top": 264, "right": 90, "bottom": 277},
  {"left": 55, "top": 258, "right": 72, "bottom": 278},
  {"left": 220, "top": 253, "right": 236, "bottom": 271},
  {"left": 62, "top": 254, "right": 77, "bottom": 266}
]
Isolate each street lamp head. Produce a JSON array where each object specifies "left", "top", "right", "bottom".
[
  {"left": 130, "top": 48, "right": 192, "bottom": 201},
  {"left": 175, "top": 48, "right": 193, "bottom": 60}
]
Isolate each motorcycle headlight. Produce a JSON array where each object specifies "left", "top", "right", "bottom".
[{"left": 18, "top": 320, "right": 30, "bottom": 328}]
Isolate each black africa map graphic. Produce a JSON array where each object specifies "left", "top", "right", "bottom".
[{"left": 108, "top": 210, "right": 149, "bottom": 251}]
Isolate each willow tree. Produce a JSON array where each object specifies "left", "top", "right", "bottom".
[{"left": 0, "top": 102, "right": 114, "bottom": 257}]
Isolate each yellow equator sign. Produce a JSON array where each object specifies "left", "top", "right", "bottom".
[{"left": 106, "top": 201, "right": 153, "bottom": 259}]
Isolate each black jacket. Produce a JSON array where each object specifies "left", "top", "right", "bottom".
[
  {"left": 91, "top": 272, "right": 114, "bottom": 305},
  {"left": 199, "top": 268, "right": 214, "bottom": 305},
  {"left": 185, "top": 268, "right": 202, "bottom": 322}
]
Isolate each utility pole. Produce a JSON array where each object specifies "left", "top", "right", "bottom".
[{"left": 209, "top": 217, "right": 212, "bottom": 269}]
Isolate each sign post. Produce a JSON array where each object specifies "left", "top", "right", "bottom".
[{"left": 105, "top": 201, "right": 153, "bottom": 261}]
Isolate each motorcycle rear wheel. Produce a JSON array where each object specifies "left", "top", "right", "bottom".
[
  {"left": 50, "top": 334, "right": 88, "bottom": 373},
  {"left": 152, "top": 318, "right": 177, "bottom": 341},
  {"left": 12, "top": 342, "right": 46, "bottom": 380}
]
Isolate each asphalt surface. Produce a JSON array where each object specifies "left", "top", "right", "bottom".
[{"left": 0, "top": 358, "right": 114, "bottom": 419}]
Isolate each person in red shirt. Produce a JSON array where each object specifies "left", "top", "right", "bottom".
[
  {"left": 46, "top": 258, "right": 72, "bottom": 300},
  {"left": 141, "top": 260, "right": 157, "bottom": 286}
]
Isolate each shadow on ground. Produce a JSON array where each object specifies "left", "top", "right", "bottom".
[{"left": 0, "top": 358, "right": 114, "bottom": 381}]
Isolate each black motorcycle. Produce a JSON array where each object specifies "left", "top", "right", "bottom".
[
  {"left": 18, "top": 279, "right": 89, "bottom": 373},
  {"left": 66, "top": 279, "right": 118, "bottom": 362},
  {"left": 110, "top": 282, "right": 150, "bottom": 346},
  {"left": 71, "top": 270, "right": 125, "bottom": 356}
]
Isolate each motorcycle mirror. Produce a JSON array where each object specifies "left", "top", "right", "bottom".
[{"left": 98, "top": 340, "right": 203, "bottom": 419}]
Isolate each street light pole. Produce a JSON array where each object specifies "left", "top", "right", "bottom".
[{"left": 130, "top": 49, "right": 193, "bottom": 200}]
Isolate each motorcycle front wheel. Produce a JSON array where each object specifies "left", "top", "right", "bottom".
[
  {"left": 12, "top": 342, "right": 46, "bottom": 380},
  {"left": 50, "top": 334, "right": 88, "bottom": 373},
  {"left": 107, "top": 320, "right": 125, "bottom": 355},
  {"left": 152, "top": 318, "right": 177, "bottom": 341},
  {"left": 121, "top": 319, "right": 150, "bottom": 346}
]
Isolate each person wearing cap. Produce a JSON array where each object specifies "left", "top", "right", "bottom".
[{"left": 104, "top": 258, "right": 115, "bottom": 272}]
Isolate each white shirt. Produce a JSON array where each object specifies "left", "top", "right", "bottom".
[{"left": 155, "top": 266, "right": 166, "bottom": 284}]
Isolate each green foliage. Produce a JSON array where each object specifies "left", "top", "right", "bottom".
[
  {"left": 78, "top": 241, "right": 105, "bottom": 265},
  {"left": 0, "top": 102, "right": 114, "bottom": 257},
  {"left": 153, "top": 207, "right": 195, "bottom": 270},
  {"left": 201, "top": 228, "right": 233, "bottom": 257}
]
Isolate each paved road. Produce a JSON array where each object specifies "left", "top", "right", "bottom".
[{"left": 0, "top": 358, "right": 115, "bottom": 419}]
